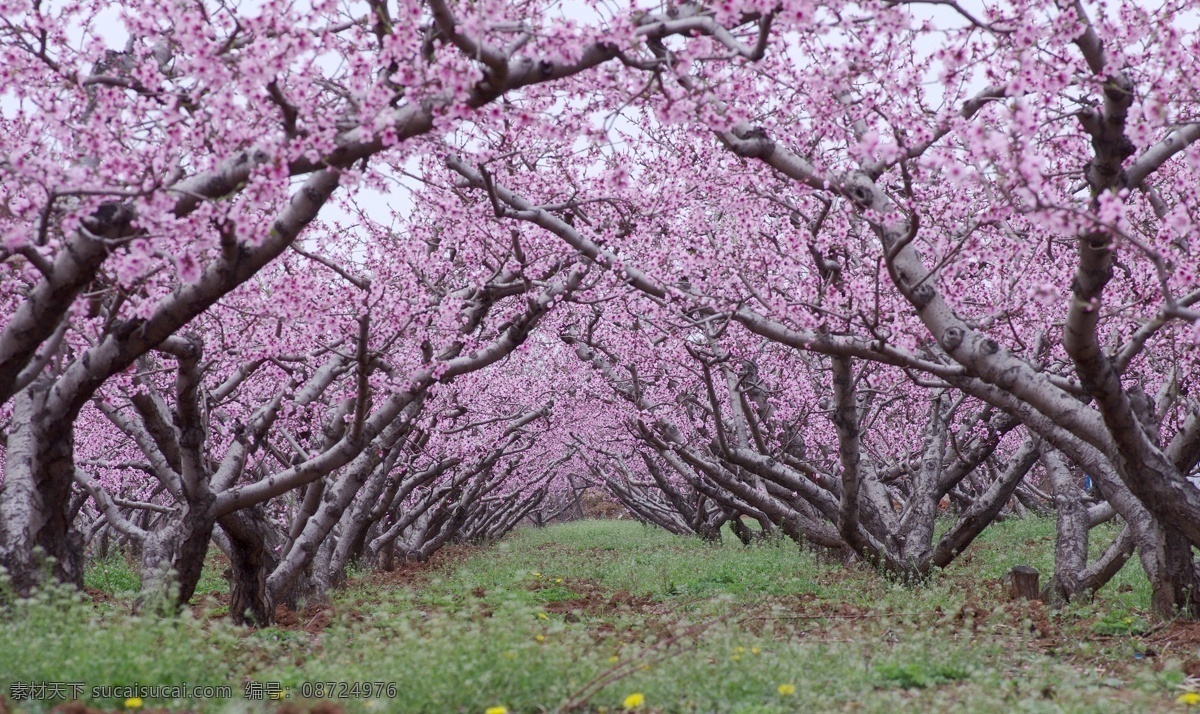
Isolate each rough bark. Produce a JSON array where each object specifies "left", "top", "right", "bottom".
[
  {"left": 1003, "top": 566, "right": 1041, "bottom": 601},
  {"left": 219, "top": 508, "right": 282, "bottom": 626},
  {"left": 1042, "top": 445, "right": 1090, "bottom": 604},
  {"left": 136, "top": 502, "right": 215, "bottom": 613},
  {"left": 0, "top": 382, "right": 84, "bottom": 594},
  {"left": 895, "top": 399, "right": 946, "bottom": 569}
]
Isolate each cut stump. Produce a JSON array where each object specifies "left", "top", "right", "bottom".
[{"left": 1002, "top": 565, "right": 1041, "bottom": 601}]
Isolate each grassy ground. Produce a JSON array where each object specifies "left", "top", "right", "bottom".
[{"left": 2, "top": 518, "right": 1198, "bottom": 713}]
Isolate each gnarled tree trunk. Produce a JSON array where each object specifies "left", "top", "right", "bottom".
[
  {"left": 0, "top": 382, "right": 83, "bottom": 595},
  {"left": 219, "top": 507, "right": 282, "bottom": 626}
]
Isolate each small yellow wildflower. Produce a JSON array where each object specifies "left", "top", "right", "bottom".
[
  {"left": 733, "top": 646, "right": 746, "bottom": 654},
  {"left": 730, "top": 655, "right": 741, "bottom": 662},
  {"left": 124, "top": 698, "right": 144, "bottom": 710},
  {"left": 485, "top": 707, "right": 510, "bottom": 714},
  {"left": 777, "top": 684, "right": 796, "bottom": 696},
  {"left": 535, "top": 634, "right": 545, "bottom": 642},
  {"left": 751, "top": 647, "right": 761, "bottom": 655},
  {"left": 1179, "top": 692, "right": 1200, "bottom": 706},
  {"left": 608, "top": 655, "right": 620, "bottom": 663},
  {"left": 533, "top": 571, "right": 542, "bottom": 578},
  {"left": 622, "top": 692, "right": 645, "bottom": 710},
  {"left": 537, "top": 612, "right": 548, "bottom": 619},
  {"left": 555, "top": 578, "right": 563, "bottom": 584}
]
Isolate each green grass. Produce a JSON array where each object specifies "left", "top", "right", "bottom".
[
  {"left": 0, "top": 518, "right": 1190, "bottom": 713},
  {"left": 82, "top": 552, "right": 141, "bottom": 596},
  {"left": 82, "top": 548, "right": 231, "bottom": 601}
]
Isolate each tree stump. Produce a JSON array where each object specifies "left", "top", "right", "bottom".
[{"left": 1002, "top": 565, "right": 1041, "bottom": 601}]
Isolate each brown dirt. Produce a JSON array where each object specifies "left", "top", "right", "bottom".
[
  {"left": 537, "top": 580, "right": 659, "bottom": 619},
  {"left": 527, "top": 577, "right": 682, "bottom": 642},
  {"left": 187, "top": 591, "right": 231, "bottom": 622},
  {"left": 361, "top": 543, "right": 479, "bottom": 589},
  {"left": 1149, "top": 619, "right": 1200, "bottom": 654},
  {"left": 272, "top": 603, "right": 336, "bottom": 634},
  {"left": 83, "top": 587, "right": 117, "bottom": 607},
  {"left": 579, "top": 490, "right": 627, "bottom": 519}
]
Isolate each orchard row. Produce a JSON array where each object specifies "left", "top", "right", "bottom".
[{"left": 0, "top": 0, "right": 1197, "bottom": 622}]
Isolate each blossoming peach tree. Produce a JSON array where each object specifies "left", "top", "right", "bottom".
[
  {"left": 0, "top": 0, "right": 769, "bottom": 619},
  {"left": 1, "top": 0, "right": 1199, "bottom": 623},
  {"left": 441, "top": 0, "right": 1200, "bottom": 615}
]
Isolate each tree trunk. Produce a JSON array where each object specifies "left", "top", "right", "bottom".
[
  {"left": 0, "top": 383, "right": 83, "bottom": 595},
  {"left": 895, "top": 399, "right": 946, "bottom": 577},
  {"left": 136, "top": 501, "right": 215, "bottom": 613},
  {"left": 729, "top": 516, "right": 755, "bottom": 545},
  {"left": 379, "top": 539, "right": 396, "bottom": 571},
  {"left": 1144, "top": 524, "right": 1200, "bottom": 619},
  {"left": 1043, "top": 447, "right": 1090, "bottom": 604},
  {"left": 219, "top": 508, "right": 281, "bottom": 626},
  {"left": 307, "top": 535, "right": 337, "bottom": 605}
]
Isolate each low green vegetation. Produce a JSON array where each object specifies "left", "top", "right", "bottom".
[{"left": 1, "top": 518, "right": 1193, "bottom": 713}]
